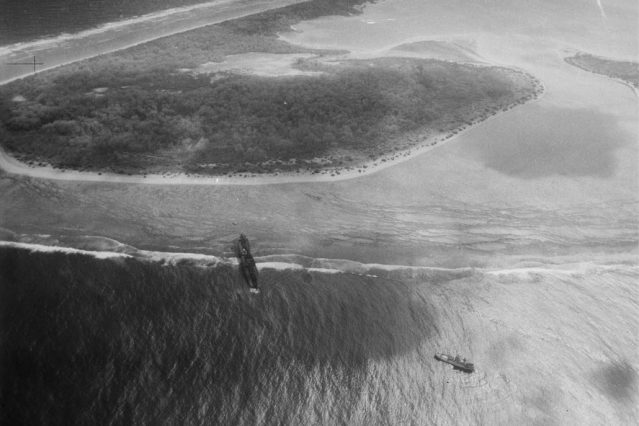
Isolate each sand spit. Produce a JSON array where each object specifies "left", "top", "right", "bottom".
[{"left": 387, "top": 39, "right": 483, "bottom": 63}]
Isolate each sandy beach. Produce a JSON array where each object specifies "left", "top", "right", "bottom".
[{"left": 0, "top": 131, "right": 452, "bottom": 185}]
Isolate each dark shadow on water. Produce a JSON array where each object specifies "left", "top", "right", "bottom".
[
  {"left": 592, "top": 360, "right": 638, "bottom": 406},
  {"left": 470, "top": 105, "right": 630, "bottom": 178},
  {"left": 0, "top": 247, "right": 443, "bottom": 425}
]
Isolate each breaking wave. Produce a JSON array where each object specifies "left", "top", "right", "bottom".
[{"left": 0, "top": 236, "right": 634, "bottom": 279}]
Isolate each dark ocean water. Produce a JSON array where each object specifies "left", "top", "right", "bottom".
[
  {"left": 0, "top": 245, "right": 438, "bottom": 424},
  {"left": 0, "top": 0, "right": 211, "bottom": 45},
  {"left": 2, "top": 242, "right": 637, "bottom": 424}
]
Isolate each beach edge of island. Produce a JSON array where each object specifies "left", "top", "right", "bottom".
[{"left": 0, "top": 74, "right": 545, "bottom": 186}]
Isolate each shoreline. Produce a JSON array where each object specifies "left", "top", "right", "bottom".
[
  {"left": 0, "top": 0, "right": 305, "bottom": 86},
  {"left": 0, "top": 74, "right": 544, "bottom": 186},
  {"left": 0, "top": 0, "right": 238, "bottom": 54},
  {"left": 0, "top": 0, "right": 545, "bottom": 186},
  {"left": 563, "top": 51, "right": 639, "bottom": 96}
]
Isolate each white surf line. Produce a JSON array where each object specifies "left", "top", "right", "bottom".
[
  {"left": 0, "top": 241, "right": 343, "bottom": 272},
  {"left": 0, "top": 240, "right": 228, "bottom": 265},
  {"left": 0, "top": 240, "right": 129, "bottom": 259},
  {"left": 0, "top": 0, "right": 235, "bottom": 56},
  {"left": 361, "top": 263, "right": 475, "bottom": 273},
  {"left": 0, "top": 241, "right": 475, "bottom": 274},
  {"left": 484, "top": 262, "right": 639, "bottom": 276},
  {"left": 134, "top": 248, "right": 229, "bottom": 266},
  {"left": 9, "top": 240, "right": 629, "bottom": 276},
  {"left": 0, "top": 0, "right": 305, "bottom": 85}
]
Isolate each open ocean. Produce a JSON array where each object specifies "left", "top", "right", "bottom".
[
  {"left": 0, "top": 0, "right": 302, "bottom": 84},
  {"left": 2, "top": 241, "right": 637, "bottom": 424},
  {"left": 0, "top": 0, "right": 212, "bottom": 46}
]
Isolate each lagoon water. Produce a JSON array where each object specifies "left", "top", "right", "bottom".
[{"left": 1, "top": 0, "right": 638, "bottom": 424}]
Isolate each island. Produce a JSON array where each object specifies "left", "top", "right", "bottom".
[
  {"left": 565, "top": 52, "right": 639, "bottom": 91},
  {"left": 0, "top": 0, "right": 542, "bottom": 179}
]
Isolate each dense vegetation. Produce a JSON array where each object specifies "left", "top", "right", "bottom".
[
  {"left": 565, "top": 53, "right": 639, "bottom": 89},
  {"left": 0, "top": 0, "right": 536, "bottom": 175},
  {"left": 0, "top": 58, "right": 527, "bottom": 174},
  {"left": 219, "top": 0, "right": 371, "bottom": 36}
]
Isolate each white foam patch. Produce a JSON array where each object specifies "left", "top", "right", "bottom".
[
  {"left": 0, "top": 240, "right": 228, "bottom": 266},
  {"left": 3, "top": 241, "right": 634, "bottom": 279},
  {"left": 136, "top": 249, "right": 226, "bottom": 266},
  {"left": 0, "top": 241, "right": 129, "bottom": 259},
  {"left": 257, "top": 262, "right": 304, "bottom": 271},
  {"left": 307, "top": 267, "right": 342, "bottom": 274}
]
